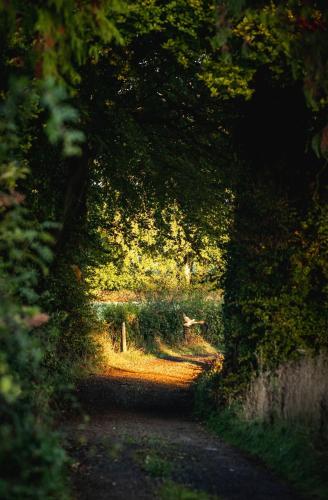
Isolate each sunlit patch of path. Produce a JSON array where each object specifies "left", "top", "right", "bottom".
[{"left": 63, "top": 343, "right": 301, "bottom": 500}]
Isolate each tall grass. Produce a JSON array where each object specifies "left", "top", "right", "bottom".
[{"left": 244, "top": 352, "right": 328, "bottom": 434}]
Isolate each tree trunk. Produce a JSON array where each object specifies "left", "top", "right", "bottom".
[
  {"left": 55, "top": 152, "right": 89, "bottom": 254},
  {"left": 183, "top": 259, "right": 191, "bottom": 285}
]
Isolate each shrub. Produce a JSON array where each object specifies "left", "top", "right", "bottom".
[
  {"left": 93, "top": 294, "right": 224, "bottom": 350},
  {"left": 0, "top": 204, "right": 70, "bottom": 499}
]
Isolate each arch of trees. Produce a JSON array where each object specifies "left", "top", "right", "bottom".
[{"left": 0, "top": 1, "right": 327, "bottom": 497}]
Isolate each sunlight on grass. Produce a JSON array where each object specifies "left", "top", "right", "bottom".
[
  {"left": 93, "top": 329, "right": 217, "bottom": 372},
  {"left": 155, "top": 337, "right": 218, "bottom": 358},
  {"left": 92, "top": 328, "right": 157, "bottom": 372},
  {"left": 90, "top": 329, "right": 218, "bottom": 389}
]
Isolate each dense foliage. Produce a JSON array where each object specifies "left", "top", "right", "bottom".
[
  {"left": 95, "top": 296, "right": 224, "bottom": 349},
  {"left": 0, "top": 2, "right": 123, "bottom": 497},
  {"left": 213, "top": 1, "right": 328, "bottom": 398},
  {"left": 87, "top": 204, "right": 225, "bottom": 293}
]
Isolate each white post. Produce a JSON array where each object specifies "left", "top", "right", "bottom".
[{"left": 121, "top": 321, "right": 127, "bottom": 352}]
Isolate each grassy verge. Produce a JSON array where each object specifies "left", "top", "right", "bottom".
[{"left": 202, "top": 406, "right": 328, "bottom": 499}]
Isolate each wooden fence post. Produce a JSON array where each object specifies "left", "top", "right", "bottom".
[
  {"left": 121, "top": 321, "right": 127, "bottom": 352},
  {"left": 183, "top": 324, "right": 191, "bottom": 342}
]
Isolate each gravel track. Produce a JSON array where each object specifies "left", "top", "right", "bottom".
[{"left": 63, "top": 353, "right": 302, "bottom": 500}]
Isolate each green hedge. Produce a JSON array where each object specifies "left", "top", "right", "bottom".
[{"left": 94, "top": 297, "right": 224, "bottom": 350}]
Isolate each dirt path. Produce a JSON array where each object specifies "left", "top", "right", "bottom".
[{"left": 63, "top": 351, "right": 301, "bottom": 500}]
